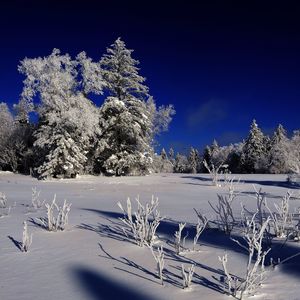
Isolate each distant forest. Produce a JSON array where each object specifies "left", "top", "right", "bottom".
[{"left": 156, "top": 120, "right": 300, "bottom": 175}]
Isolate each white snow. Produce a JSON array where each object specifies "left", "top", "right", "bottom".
[{"left": 0, "top": 173, "right": 299, "bottom": 300}]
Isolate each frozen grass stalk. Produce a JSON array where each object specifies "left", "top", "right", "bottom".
[
  {"left": 118, "top": 196, "right": 164, "bottom": 247},
  {"left": 181, "top": 264, "right": 195, "bottom": 289},
  {"left": 174, "top": 222, "right": 187, "bottom": 254},
  {"left": 31, "top": 187, "right": 45, "bottom": 209},
  {"left": 22, "top": 221, "right": 32, "bottom": 252},
  {"left": 232, "top": 212, "right": 271, "bottom": 299},
  {"left": 0, "top": 192, "right": 7, "bottom": 208},
  {"left": 39, "top": 195, "right": 71, "bottom": 231},
  {"left": 193, "top": 217, "right": 208, "bottom": 250},
  {"left": 151, "top": 246, "right": 165, "bottom": 285},
  {"left": 218, "top": 253, "right": 239, "bottom": 297},
  {"left": 0, "top": 191, "right": 11, "bottom": 217},
  {"left": 209, "top": 184, "right": 237, "bottom": 234}
]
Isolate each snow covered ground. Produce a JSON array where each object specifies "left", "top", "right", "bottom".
[{"left": 0, "top": 172, "right": 299, "bottom": 300}]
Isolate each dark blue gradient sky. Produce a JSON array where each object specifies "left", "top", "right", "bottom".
[{"left": 1, "top": 0, "right": 300, "bottom": 153}]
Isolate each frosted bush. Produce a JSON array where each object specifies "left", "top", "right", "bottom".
[
  {"left": 209, "top": 183, "right": 238, "bottom": 234},
  {"left": 174, "top": 222, "right": 188, "bottom": 254},
  {"left": 117, "top": 196, "right": 164, "bottom": 247},
  {"left": 193, "top": 217, "right": 208, "bottom": 251},
  {"left": 31, "top": 187, "right": 45, "bottom": 210},
  {"left": 21, "top": 221, "right": 32, "bottom": 252},
  {"left": 38, "top": 195, "right": 71, "bottom": 231},
  {"left": 229, "top": 213, "right": 271, "bottom": 299},
  {"left": 181, "top": 264, "right": 195, "bottom": 289},
  {"left": 203, "top": 159, "right": 226, "bottom": 186},
  {"left": 150, "top": 246, "right": 165, "bottom": 285}
]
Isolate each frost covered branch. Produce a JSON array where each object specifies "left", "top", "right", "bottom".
[
  {"left": 203, "top": 159, "right": 226, "bottom": 186},
  {"left": 231, "top": 212, "right": 271, "bottom": 299},
  {"left": 209, "top": 185, "right": 238, "bottom": 234}
]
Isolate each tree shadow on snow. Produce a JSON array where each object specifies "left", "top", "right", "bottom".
[
  {"left": 70, "top": 265, "right": 161, "bottom": 300},
  {"left": 181, "top": 175, "right": 300, "bottom": 190}
]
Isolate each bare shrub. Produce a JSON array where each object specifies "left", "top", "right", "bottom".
[
  {"left": 203, "top": 159, "right": 226, "bottom": 186},
  {"left": 209, "top": 182, "right": 239, "bottom": 234},
  {"left": 117, "top": 196, "right": 164, "bottom": 247},
  {"left": 231, "top": 213, "right": 271, "bottom": 299}
]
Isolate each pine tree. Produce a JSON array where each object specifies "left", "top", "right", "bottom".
[
  {"left": 169, "top": 148, "right": 174, "bottom": 160},
  {"left": 288, "top": 130, "right": 300, "bottom": 174},
  {"left": 96, "top": 96, "right": 152, "bottom": 175},
  {"left": 269, "top": 124, "right": 289, "bottom": 173},
  {"left": 0, "top": 103, "right": 17, "bottom": 171},
  {"left": 161, "top": 148, "right": 167, "bottom": 160},
  {"left": 174, "top": 153, "right": 188, "bottom": 173},
  {"left": 241, "top": 120, "right": 267, "bottom": 173},
  {"left": 188, "top": 147, "right": 197, "bottom": 173},
  {"left": 97, "top": 38, "right": 174, "bottom": 175},
  {"left": 100, "top": 37, "right": 149, "bottom": 101}
]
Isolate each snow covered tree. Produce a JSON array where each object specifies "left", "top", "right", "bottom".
[
  {"left": 95, "top": 96, "right": 153, "bottom": 175},
  {"left": 100, "top": 37, "right": 149, "bottom": 101},
  {"left": 188, "top": 147, "right": 198, "bottom": 173},
  {"left": 0, "top": 103, "right": 17, "bottom": 171},
  {"left": 97, "top": 38, "right": 174, "bottom": 175},
  {"left": 169, "top": 148, "right": 174, "bottom": 160},
  {"left": 19, "top": 49, "right": 102, "bottom": 178},
  {"left": 174, "top": 153, "right": 188, "bottom": 173},
  {"left": 288, "top": 130, "right": 300, "bottom": 174},
  {"left": 161, "top": 148, "right": 167, "bottom": 160},
  {"left": 241, "top": 120, "right": 267, "bottom": 173},
  {"left": 269, "top": 124, "right": 290, "bottom": 173}
]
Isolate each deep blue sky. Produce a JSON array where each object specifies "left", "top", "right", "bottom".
[{"left": 1, "top": 0, "right": 300, "bottom": 153}]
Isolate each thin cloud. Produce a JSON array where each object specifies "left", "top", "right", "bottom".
[{"left": 187, "top": 99, "right": 227, "bottom": 129}]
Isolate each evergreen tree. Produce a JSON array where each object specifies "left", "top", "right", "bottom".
[
  {"left": 96, "top": 96, "right": 152, "bottom": 175},
  {"left": 241, "top": 120, "right": 267, "bottom": 173},
  {"left": 174, "top": 153, "right": 188, "bottom": 173},
  {"left": 188, "top": 147, "right": 197, "bottom": 173},
  {"left": 161, "top": 148, "right": 167, "bottom": 160},
  {"left": 100, "top": 37, "right": 148, "bottom": 101},
  {"left": 269, "top": 124, "right": 289, "bottom": 173},
  {"left": 169, "top": 148, "right": 174, "bottom": 160},
  {"left": 288, "top": 130, "right": 300, "bottom": 174},
  {"left": 97, "top": 38, "right": 174, "bottom": 175}
]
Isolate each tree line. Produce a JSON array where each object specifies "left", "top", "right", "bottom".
[{"left": 154, "top": 120, "right": 300, "bottom": 174}]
